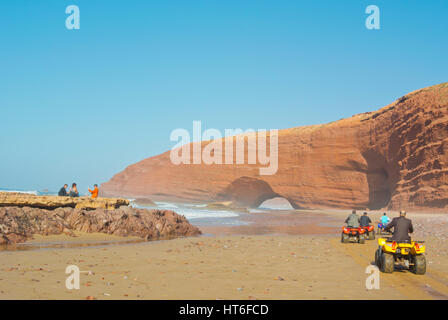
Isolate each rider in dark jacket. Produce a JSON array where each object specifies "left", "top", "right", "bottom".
[
  {"left": 384, "top": 210, "right": 414, "bottom": 241},
  {"left": 359, "top": 212, "right": 372, "bottom": 227}
]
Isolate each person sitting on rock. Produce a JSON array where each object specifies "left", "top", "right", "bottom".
[
  {"left": 58, "top": 184, "right": 68, "bottom": 196},
  {"left": 345, "top": 209, "right": 360, "bottom": 228},
  {"left": 384, "top": 210, "right": 414, "bottom": 242},
  {"left": 88, "top": 184, "right": 99, "bottom": 199},
  {"left": 68, "top": 183, "right": 79, "bottom": 197},
  {"left": 360, "top": 211, "right": 372, "bottom": 227}
]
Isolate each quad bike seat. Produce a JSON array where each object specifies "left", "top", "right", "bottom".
[{"left": 384, "top": 238, "right": 425, "bottom": 244}]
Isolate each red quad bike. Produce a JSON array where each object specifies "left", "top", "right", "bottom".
[
  {"left": 361, "top": 225, "right": 375, "bottom": 240},
  {"left": 341, "top": 227, "right": 366, "bottom": 244}
]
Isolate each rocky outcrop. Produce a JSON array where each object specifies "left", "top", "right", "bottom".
[
  {"left": 0, "top": 192, "right": 129, "bottom": 210},
  {"left": 0, "top": 206, "right": 201, "bottom": 244},
  {"left": 101, "top": 83, "right": 448, "bottom": 212}
]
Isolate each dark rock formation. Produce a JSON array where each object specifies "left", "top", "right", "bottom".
[{"left": 0, "top": 206, "right": 201, "bottom": 245}]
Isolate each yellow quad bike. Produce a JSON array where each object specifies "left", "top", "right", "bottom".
[{"left": 375, "top": 238, "right": 426, "bottom": 275}]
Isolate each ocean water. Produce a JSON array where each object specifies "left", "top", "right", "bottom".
[
  {"left": 0, "top": 187, "right": 56, "bottom": 196},
  {"left": 131, "top": 201, "right": 247, "bottom": 227}
]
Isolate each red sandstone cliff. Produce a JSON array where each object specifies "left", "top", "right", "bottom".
[{"left": 101, "top": 83, "right": 448, "bottom": 212}]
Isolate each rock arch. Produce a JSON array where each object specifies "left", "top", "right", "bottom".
[{"left": 215, "top": 176, "right": 300, "bottom": 209}]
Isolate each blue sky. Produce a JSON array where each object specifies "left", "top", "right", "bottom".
[{"left": 0, "top": 0, "right": 447, "bottom": 193}]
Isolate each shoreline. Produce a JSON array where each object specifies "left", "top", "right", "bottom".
[{"left": 1, "top": 207, "right": 446, "bottom": 250}]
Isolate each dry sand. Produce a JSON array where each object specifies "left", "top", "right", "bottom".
[{"left": 1, "top": 210, "right": 448, "bottom": 300}]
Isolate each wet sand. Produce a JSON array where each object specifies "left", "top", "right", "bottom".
[{"left": 0, "top": 209, "right": 447, "bottom": 300}]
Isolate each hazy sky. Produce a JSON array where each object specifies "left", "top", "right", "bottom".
[{"left": 1, "top": 0, "right": 447, "bottom": 193}]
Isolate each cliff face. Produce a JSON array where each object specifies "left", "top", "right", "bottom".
[{"left": 101, "top": 83, "right": 448, "bottom": 212}]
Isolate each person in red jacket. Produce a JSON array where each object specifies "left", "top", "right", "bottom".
[{"left": 88, "top": 184, "right": 99, "bottom": 199}]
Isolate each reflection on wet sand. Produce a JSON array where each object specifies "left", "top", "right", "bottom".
[
  {"left": 198, "top": 209, "right": 342, "bottom": 236},
  {"left": 0, "top": 239, "right": 146, "bottom": 252}
]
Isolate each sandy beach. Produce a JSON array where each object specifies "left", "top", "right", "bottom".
[{"left": 1, "top": 209, "right": 447, "bottom": 300}]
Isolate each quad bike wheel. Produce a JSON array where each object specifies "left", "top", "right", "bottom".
[
  {"left": 375, "top": 248, "right": 382, "bottom": 268},
  {"left": 358, "top": 235, "right": 365, "bottom": 244},
  {"left": 412, "top": 255, "right": 426, "bottom": 275},
  {"left": 341, "top": 233, "right": 349, "bottom": 243},
  {"left": 380, "top": 252, "right": 394, "bottom": 273}
]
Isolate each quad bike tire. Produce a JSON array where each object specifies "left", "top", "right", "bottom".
[
  {"left": 375, "top": 249, "right": 382, "bottom": 268},
  {"left": 412, "top": 255, "right": 426, "bottom": 275},
  {"left": 341, "top": 233, "right": 349, "bottom": 243},
  {"left": 380, "top": 252, "right": 394, "bottom": 273},
  {"left": 358, "top": 236, "right": 365, "bottom": 244},
  {"left": 369, "top": 231, "right": 375, "bottom": 240}
]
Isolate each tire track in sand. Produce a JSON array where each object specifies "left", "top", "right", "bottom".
[{"left": 330, "top": 238, "right": 448, "bottom": 300}]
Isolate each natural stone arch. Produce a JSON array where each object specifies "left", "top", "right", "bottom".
[{"left": 215, "top": 176, "right": 300, "bottom": 209}]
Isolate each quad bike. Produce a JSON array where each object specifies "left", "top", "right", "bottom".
[
  {"left": 341, "top": 227, "right": 366, "bottom": 244},
  {"left": 361, "top": 225, "right": 375, "bottom": 240},
  {"left": 376, "top": 222, "right": 391, "bottom": 235},
  {"left": 375, "top": 238, "right": 426, "bottom": 275}
]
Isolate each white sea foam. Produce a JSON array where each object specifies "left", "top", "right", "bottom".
[
  {"left": 136, "top": 201, "right": 240, "bottom": 220},
  {"left": 154, "top": 202, "right": 179, "bottom": 209},
  {"left": 183, "top": 203, "right": 208, "bottom": 208},
  {"left": 175, "top": 208, "right": 239, "bottom": 220},
  {"left": 248, "top": 208, "right": 264, "bottom": 213}
]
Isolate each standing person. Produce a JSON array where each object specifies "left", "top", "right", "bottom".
[
  {"left": 360, "top": 212, "right": 372, "bottom": 227},
  {"left": 88, "top": 184, "right": 99, "bottom": 199},
  {"left": 58, "top": 184, "right": 68, "bottom": 196},
  {"left": 384, "top": 210, "right": 414, "bottom": 242},
  {"left": 345, "top": 209, "right": 360, "bottom": 228},
  {"left": 68, "top": 183, "right": 79, "bottom": 197}
]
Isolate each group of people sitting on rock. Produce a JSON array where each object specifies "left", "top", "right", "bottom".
[
  {"left": 58, "top": 183, "right": 99, "bottom": 199},
  {"left": 345, "top": 209, "right": 413, "bottom": 241}
]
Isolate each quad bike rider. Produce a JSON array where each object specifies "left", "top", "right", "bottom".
[
  {"left": 377, "top": 212, "right": 391, "bottom": 235},
  {"left": 341, "top": 210, "right": 366, "bottom": 244},
  {"left": 375, "top": 210, "right": 426, "bottom": 274},
  {"left": 360, "top": 212, "right": 375, "bottom": 240}
]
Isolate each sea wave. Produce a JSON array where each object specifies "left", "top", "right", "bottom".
[
  {"left": 154, "top": 202, "right": 179, "bottom": 209},
  {"left": 175, "top": 208, "right": 239, "bottom": 220},
  {"left": 135, "top": 201, "right": 240, "bottom": 220}
]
